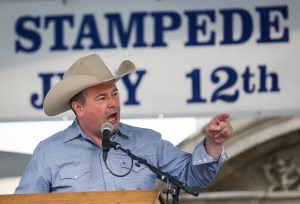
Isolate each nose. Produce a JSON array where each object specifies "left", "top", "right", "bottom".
[{"left": 107, "top": 95, "right": 119, "bottom": 108}]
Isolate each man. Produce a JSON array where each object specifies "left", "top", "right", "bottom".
[{"left": 15, "top": 54, "right": 233, "bottom": 193}]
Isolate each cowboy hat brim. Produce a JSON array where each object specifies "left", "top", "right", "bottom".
[{"left": 43, "top": 59, "right": 135, "bottom": 116}]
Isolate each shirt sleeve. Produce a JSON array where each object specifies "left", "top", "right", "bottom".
[
  {"left": 156, "top": 137, "right": 228, "bottom": 189},
  {"left": 14, "top": 143, "right": 51, "bottom": 194},
  {"left": 192, "top": 138, "right": 228, "bottom": 167},
  {"left": 185, "top": 138, "right": 228, "bottom": 188}
]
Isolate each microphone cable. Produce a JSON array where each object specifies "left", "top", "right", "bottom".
[
  {"left": 103, "top": 153, "right": 134, "bottom": 177},
  {"left": 101, "top": 122, "right": 134, "bottom": 177}
]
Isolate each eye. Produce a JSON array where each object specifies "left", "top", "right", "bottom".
[
  {"left": 97, "top": 96, "right": 106, "bottom": 101},
  {"left": 113, "top": 90, "right": 119, "bottom": 97}
]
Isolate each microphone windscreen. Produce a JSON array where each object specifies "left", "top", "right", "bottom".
[{"left": 100, "top": 122, "right": 113, "bottom": 134}]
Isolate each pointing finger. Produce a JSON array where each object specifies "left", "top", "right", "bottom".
[{"left": 214, "top": 113, "right": 230, "bottom": 124}]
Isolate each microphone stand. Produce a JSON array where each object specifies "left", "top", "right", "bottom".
[{"left": 110, "top": 142, "right": 199, "bottom": 204}]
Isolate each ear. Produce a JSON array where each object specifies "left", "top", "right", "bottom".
[{"left": 71, "top": 101, "right": 83, "bottom": 117}]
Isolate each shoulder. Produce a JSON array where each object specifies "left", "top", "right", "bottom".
[
  {"left": 119, "top": 122, "right": 162, "bottom": 141},
  {"left": 32, "top": 125, "right": 71, "bottom": 157}
]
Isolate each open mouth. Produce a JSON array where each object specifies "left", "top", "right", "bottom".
[{"left": 107, "top": 112, "right": 118, "bottom": 123}]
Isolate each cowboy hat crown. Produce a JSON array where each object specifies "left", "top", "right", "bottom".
[{"left": 43, "top": 54, "right": 136, "bottom": 116}]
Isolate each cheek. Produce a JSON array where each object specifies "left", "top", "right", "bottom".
[{"left": 82, "top": 105, "right": 105, "bottom": 120}]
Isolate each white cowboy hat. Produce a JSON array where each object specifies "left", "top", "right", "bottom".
[{"left": 43, "top": 54, "right": 136, "bottom": 116}]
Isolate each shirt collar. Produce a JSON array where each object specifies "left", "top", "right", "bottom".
[
  {"left": 63, "top": 119, "right": 85, "bottom": 143},
  {"left": 115, "top": 123, "right": 129, "bottom": 140},
  {"left": 64, "top": 120, "right": 129, "bottom": 143}
]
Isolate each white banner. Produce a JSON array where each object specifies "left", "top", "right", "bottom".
[{"left": 0, "top": 0, "right": 299, "bottom": 121}]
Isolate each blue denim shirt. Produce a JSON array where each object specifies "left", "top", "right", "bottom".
[{"left": 15, "top": 120, "right": 227, "bottom": 193}]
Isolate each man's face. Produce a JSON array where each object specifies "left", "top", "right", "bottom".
[{"left": 74, "top": 80, "right": 121, "bottom": 137}]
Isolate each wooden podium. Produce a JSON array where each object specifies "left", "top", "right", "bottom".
[{"left": 0, "top": 190, "right": 165, "bottom": 204}]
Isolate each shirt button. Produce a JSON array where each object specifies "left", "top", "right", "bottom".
[
  {"left": 204, "top": 159, "right": 207, "bottom": 162},
  {"left": 106, "top": 169, "right": 109, "bottom": 173},
  {"left": 74, "top": 176, "right": 77, "bottom": 179}
]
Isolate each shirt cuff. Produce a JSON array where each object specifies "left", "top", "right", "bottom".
[{"left": 192, "top": 139, "right": 228, "bottom": 166}]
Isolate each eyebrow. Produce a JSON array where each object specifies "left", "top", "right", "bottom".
[{"left": 95, "top": 88, "right": 118, "bottom": 98}]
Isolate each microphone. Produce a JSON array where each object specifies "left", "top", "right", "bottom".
[{"left": 100, "top": 122, "right": 113, "bottom": 162}]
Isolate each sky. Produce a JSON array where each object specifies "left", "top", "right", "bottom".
[{"left": 0, "top": 117, "right": 211, "bottom": 155}]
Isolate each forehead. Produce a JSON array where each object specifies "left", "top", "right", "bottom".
[{"left": 85, "top": 80, "right": 117, "bottom": 94}]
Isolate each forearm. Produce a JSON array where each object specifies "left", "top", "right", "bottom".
[
  {"left": 185, "top": 139, "right": 228, "bottom": 188},
  {"left": 204, "top": 137, "right": 223, "bottom": 160}
]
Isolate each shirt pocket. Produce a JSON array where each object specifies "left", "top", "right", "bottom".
[
  {"left": 59, "top": 164, "right": 91, "bottom": 181},
  {"left": 118, "top": 159, "right": 157, "bottom": 189},
  {"left": 120, "top": 159, "right": 147, "bottom": 173}
]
